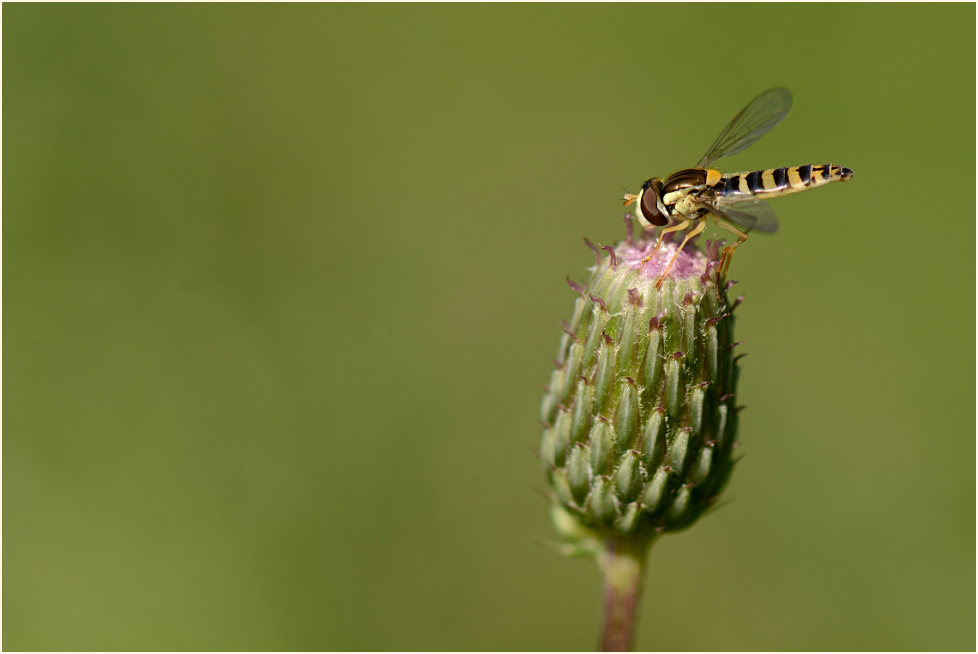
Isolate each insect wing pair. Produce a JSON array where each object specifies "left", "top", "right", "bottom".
[{"left": 674, "top": 87, "right": 793, "bottom": 235}]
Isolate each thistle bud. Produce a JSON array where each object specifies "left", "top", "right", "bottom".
[{"left": 541, "top": 231, "right": 741, "bottom": 543}]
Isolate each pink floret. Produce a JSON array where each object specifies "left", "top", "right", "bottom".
[{"left": 617, "top": 240, "right": 712, "bottom": 280}]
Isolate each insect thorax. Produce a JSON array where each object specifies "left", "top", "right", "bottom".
[
  {"left": 660, "top": 168, "right": 711, "bottom": 212},
  {"left": 662, "top": 168, "right": 708, "bottom": 193}
]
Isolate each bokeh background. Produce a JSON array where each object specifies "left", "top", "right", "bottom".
[{"left": 4, "top": 4, "right": 974, "bottom": 651}]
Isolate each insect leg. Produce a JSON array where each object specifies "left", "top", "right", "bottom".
[
  {"left": 713, "top": 218, "right": 749, "bottom": 275},
  {"left": 642, "top": 219, "right": 690, "bottom": 264},
  {"left": 656, "top": 219, "right": 707, "bottom": 288}
]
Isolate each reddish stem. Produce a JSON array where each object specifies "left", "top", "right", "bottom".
[{"left": 599, "top": 537, "right": 649, "bottom": 651}]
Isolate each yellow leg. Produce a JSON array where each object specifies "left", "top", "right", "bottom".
[
  {"left": 642, "top": 219, "right": 690, "bottom": 264},
  {"left": 714, "top": 219, "right": 749, "bottom": 275},
  {"left": 656, "top": 219, "right": 706, "bottom": 288}
]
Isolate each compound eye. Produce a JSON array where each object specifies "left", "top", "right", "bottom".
[{"left": 640, "top": 187, "right": 668, "bottom": 226}]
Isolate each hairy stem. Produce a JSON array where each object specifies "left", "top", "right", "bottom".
[{"left": 598, "top": 537, "right": 651, "bottom": 651}]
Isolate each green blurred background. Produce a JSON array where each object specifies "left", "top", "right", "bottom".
[{"left": 4, "top": 4, "right": 974, "bottom": 651}]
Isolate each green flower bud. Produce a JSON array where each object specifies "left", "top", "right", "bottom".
[{"left": 541, "top": 232, "right": 741, "bottom": 540}]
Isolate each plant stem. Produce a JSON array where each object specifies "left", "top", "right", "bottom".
[{"left": 598, "top": 536, "right": 651, "bottom": 652}]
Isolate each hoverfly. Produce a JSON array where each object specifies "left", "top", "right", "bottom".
[{"left": 623, "top": 87, "right": 853, "bottom": 286}]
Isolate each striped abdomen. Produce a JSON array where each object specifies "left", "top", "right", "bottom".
[{"left": 718, "top": 164, "right": 853, "bottom": 200}]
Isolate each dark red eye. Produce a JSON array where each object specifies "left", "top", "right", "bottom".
[{"left": 640, "top": 185, "right": 668, "bottom": 226}]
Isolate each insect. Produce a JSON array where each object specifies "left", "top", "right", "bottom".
[{"left": 623, "top": 87, "right": 853, "bottom": 286}]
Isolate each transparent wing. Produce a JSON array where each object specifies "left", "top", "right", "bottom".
[
  {"left": 694, "top": 196, "right": 780, "bottom": 234},
  {"left": 696, "top": 88, "right": 792, "bottom": 168}
]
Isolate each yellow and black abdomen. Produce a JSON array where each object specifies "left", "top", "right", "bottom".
[{"left": 718, "top": 164, "right": 853, "bottom": 200}]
